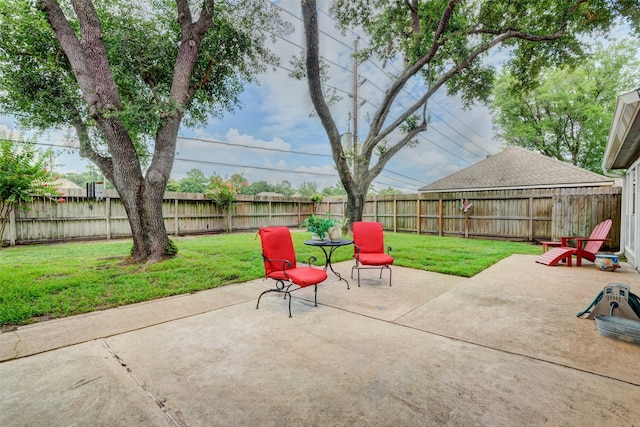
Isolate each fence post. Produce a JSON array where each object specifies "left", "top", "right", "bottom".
[
  {"left": 374, "top": 195, "right": 378, "bottom": 222},
  {"left": 174, "top": 198, "right": 179, "bottom": 236},
  {"left": 106, "top": 197, "right": 111, "bottom": 240},
  {"left": 438, "top": 198, "right": 443, "bottom": 236},
  {"left": 9, "top": 207, "right": 16, "bottom": 246},
  {"left": 416, "top": 194, "right": 421, "bottom": 234},
  {"left": 529, "top": 196, "right": 534, "bottom": 241}
]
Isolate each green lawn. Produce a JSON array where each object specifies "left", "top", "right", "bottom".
[{"left": 0, "top": 231, "right": 541, "bottom": 327}]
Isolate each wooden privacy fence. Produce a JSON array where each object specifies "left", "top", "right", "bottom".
[
  {"left": 317, "top": 186, "right": 621, "bottom": 250},
  {"left": 2, "top": 186, "right": 621, "bottom": 250},
  {"left": 2, "top": 189, "right": 315, "bottom": 246}
]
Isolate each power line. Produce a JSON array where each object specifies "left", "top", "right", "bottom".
[
  {"left": 382, "top": 169, "right": 429, "bottom": 185},
  {"left": 5, "top": 132, "right": 432, "bottom": 189},
  {"left": 174, "top": 157, "right": 338, "bottom": 177},
  {"left": 178, "top": 136, "right": 332, "bottom": 158}
]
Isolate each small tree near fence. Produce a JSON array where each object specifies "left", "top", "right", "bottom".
[
  {"left": 205, "top": 174, "right": 247, "bottom": 232},
  {"left": 0, "top": 137, "right": 65, "bottom": 243}
]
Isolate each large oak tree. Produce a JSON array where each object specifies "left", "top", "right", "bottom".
[
  {"left": 301, "top": 0, "right": 640, "bottom": 224},
  {"left": 0, "top": 0, "right": 288, "bottom": 262}
]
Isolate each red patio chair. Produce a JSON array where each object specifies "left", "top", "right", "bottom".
[
  {"left": 351, "top": 222, "right": 394, "bottom": 286},
  {"left": 535, "top": 219, "right": 612, "bottom": 267},
  {"left": 257, "top": 226, "right": 328, "bottom": 317}
]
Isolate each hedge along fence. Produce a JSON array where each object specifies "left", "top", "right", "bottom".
[{"left": 2, "top": 186, "right": 621, "bottom": 249}]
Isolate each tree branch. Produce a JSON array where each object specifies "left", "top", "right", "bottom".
[
  {"left": 368, "top": 0, "right": 458, "bottom": 141},
  {"left": 39, "top": 0, "right": 99, "bottom": 113}
]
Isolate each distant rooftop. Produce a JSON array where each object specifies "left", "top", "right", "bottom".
[{"left": 419, "top": 146, "right": 614, "bottom": 192}]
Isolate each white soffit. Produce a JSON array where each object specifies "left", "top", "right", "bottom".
[{"left": 603, "top": 89, "right": 640, "bottom": 171}]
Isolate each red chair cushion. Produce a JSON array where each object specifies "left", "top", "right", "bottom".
[
  {"left": 353, "top": 222, "right": 384, "bottom": 255},
  {"left": 357, "top": 253, "right": 394, "bottom": 266},
  {"left": 284, "top": 267, "right": 328, "bottom": 287}
]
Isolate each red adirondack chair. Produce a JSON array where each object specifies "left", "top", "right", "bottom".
[{"left": 536, "top": 219, "right": 613, "bottom": 267}]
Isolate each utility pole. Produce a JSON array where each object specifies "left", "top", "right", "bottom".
[{"left": 353, "top": 37, "right": 359, "bottom": 177}]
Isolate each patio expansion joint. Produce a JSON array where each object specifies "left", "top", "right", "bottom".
[
  {"left": 103, "top": 339, "right": 186, "bottom": 427},
  {"left": 10, "top": 331, "right": 21, "bottom": 360}
]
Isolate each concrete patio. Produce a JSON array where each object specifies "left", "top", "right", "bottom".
[{"left": 1, "top": 254, "right": 639, "bottom": 426}]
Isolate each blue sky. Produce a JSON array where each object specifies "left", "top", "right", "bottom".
[{"left": 0, "top": 1, "right": 627, "bottom": 193}]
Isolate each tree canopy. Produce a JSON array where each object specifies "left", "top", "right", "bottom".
[
  {"left": 301, "top": 0, "right": 640, "bottom": 223},
  {"left": 491, "top": 40, "right": 640, "bottom": 173},
  {"left": 0, "top": 0, "right": 290, "bottom": 262}
]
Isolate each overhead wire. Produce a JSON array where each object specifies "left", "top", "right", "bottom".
[{"left": 2, "top": 137, "right": 345, "bottom": 179}]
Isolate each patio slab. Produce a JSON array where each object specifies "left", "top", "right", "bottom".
[
  {"left": 1, "top": 255, "right": 640, "bottom": 426},
  {"left": 396, "top": 254, "right": 640, "bottom": 385}
]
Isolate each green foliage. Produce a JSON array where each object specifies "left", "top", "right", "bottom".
[
  {"left": 0, "top": 0, "right": 292, "bottom": 261},
  {"left": 205, "top": 175, "right": 247, "bottom": 209},
  {"left": 165, "top": 238, "right": 179, "bottom": 256},
  {"left": 377, "top": 187, "right": 404, "bottom": 195},
  {"left": 300, "top": 213, "right": 340, "bottom": 239},
  {"left": 303, "top": 0, "right": 640, "bottom": 222},
  {"left": 329, "top": 0, "right": 640, "bottom": 106},
  {"left": 178, "top": 169, "right": 208, "bottom": 193},
  {"left": 165, "top": 178, "right": 180, "bottom": 192},
  {"left": 0, "top": 0, "right": 290, "bottom": 147},
  {"left": 310, "top": 193, "right": 323, "bottom": 203},
  {"left": 273, "top": 180, "right": 295, "bottom": 197},
  {"left": 0, "top": 136, "right": 65, "bottom": 239},
  {"left": 58, "top": 164, "right": 113, "bottom": 189},
  {"left": 491, "top": 40, "right": 640, "bottom": 172},
  {"left": 321, "top": 182, "right": 347, "bottom": 197},
  {"left": 244, "top": 180, "right": 274, "bottom": 195},
  {"left": 298, "top": 181, "right": 320, "bottom": 198}
]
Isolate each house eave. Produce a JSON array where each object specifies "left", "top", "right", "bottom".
[{"left": 603, "top": 88, "right": 640, "bottom": 171}]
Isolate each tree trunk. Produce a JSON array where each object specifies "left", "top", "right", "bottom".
[
  {"left": 117, "top": 180, "right": 169, "bottom": 263},
  {"left": 345, "top": 190, "right": 367, "bottom": 228}
]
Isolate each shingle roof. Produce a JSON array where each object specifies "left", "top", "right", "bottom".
[{"left": 419, "top": 146, "right": 614, "bottom": 192}]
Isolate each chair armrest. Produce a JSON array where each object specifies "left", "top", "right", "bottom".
[
  {"left": 262, "top": 255, "right": 293, "bottom": 275},
  {"left": 560, "top": 236, "right": 589, "bottom": 246},
  {"left": 354, "top": 244, "right": 362, "bottom": 254},
  {"left": 304, "top": 256, "right": 318, "bottom": 267},
  {"left": 386, "top": 246, "right": 392, "bottom": 255}
]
